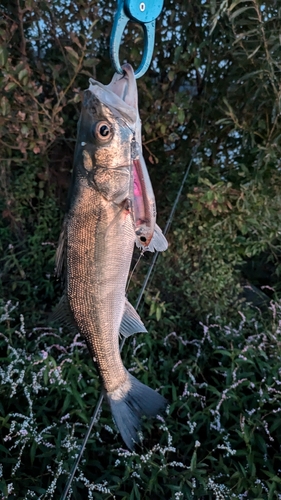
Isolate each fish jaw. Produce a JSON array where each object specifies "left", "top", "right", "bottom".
[
  {"left": 88, "top": 63, "right": 139, "bottom": 127},
  {"left": 107, "top": 63, "right": 139, "bottom": 111}
]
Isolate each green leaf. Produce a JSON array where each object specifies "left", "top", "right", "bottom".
[
  {"left": 18, "top": 68, "right": 29, "bottom": 82},
  {"left": 174, "top": 45, "right": 182, "bottom": 63},
  {"left": 65, "top": 46, "right": 80, "bottom": 67},
  {"left": 190, "top": 449, "right": 197, "bottom": 471},
  {"left": 263, "top": 472, "right": 281, "bottom": 484},
  {"left": 4, "top": 81, "right": 17, "bottom": 91},
  {"left": 206, "top": 190, "right": 214, "bottom": 202},
  {"left": 0, "top": 45, "right": 7, "bottom": 66},
  {"left": 227, "top": 0, "right": 251, "bottom": 13},
  {"left": 61, "top": 393, "right": 71, "bottom": 413},
  {"left": 43, "top": 367, "right": 48, "bottom": 385},
  {"left": 177, "top": 108, "right": 185, "bottom": 124},
  {"left": 156, "top": 305, "right": 161, "bottom": 321},
  {"left": 0, "top": 96, "right": 10, "bottom": 116},
  {"left": 30, "top": 441, "right": 37, "bottom": 465},
  {"left": 83, "top": 57, "right": 100, "bottom": 67},
  {"left": 229, "top": 5, "right": 256, "bottom": 21},
  {"left": 194, "top": 57, "right": 201, "bottom": 69},
  {"left": 168, "top": 70, "right": 175, "bottom": 81},
  {"left": 0, "top": 443, "right": 10, "bottom": 455}
]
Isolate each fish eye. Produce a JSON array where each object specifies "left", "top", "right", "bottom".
[{"left": 93, "top": 121, "right": 113, "bottom": 142}]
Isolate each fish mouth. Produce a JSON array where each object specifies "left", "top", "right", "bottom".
[
  {"left": 107, "top": 63, "right": 138, "bottom": 111},
  {"left": 88, "top": 64, "right": 139, "bottom": 124}
]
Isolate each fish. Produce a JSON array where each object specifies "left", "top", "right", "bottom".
[{"left": 53, "top": 63, "right": 168, "bottom": 450}]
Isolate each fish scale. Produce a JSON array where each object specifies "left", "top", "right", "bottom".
[{"left": 67, "top": 185, "right": 133, "bottom": 392}]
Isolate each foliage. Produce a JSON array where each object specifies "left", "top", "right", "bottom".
[
  {"left": 1, "top": 0, "right": 281, "bottom": 497},
  {"left": 2, "top": 300, "right": 281, "bottom": 498},
  {"left": 1, "top": 0, "right": 281, "bottom": 316},
  {"left": 159, "top": 173, "right": 281, "bottom": 316}
]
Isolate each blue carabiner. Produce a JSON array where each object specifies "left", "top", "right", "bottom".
[{"left": 110, "top": 0, "right": 164, "bottom": 79}]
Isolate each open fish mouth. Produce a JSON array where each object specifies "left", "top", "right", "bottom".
[
  {"left": 107, "top": 63, "right": 139, "bottom": 110},
  {"left": 89, "top": 63, "right": 139, "bottom": 126}
]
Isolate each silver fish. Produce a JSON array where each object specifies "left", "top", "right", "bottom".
[{"left": 54, "top": 64, "right": 167, "bottom": 449}]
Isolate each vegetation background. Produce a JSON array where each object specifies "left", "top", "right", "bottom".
[{"left": 1, "top": 0, "right": 281, "bottom": 498}]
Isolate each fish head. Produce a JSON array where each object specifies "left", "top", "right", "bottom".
[
  {"left": 71, "top": 65, "right": 164, "bottom": 252},
  {"left": 74, "top": 64, "right": 139, "bottom": 177}
]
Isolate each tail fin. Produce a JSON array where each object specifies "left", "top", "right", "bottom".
[{"left": 107, "top": 372, "right": 167, "bottom": 450}]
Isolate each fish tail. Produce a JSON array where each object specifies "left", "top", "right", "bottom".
[{"left": 107, "top": 372, "right": 167, "bottom": 450}]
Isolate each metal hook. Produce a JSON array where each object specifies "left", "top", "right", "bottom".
[{"left": 110, "top": 0, "right": 164, "bottom": 79}]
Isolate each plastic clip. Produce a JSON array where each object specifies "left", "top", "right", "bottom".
[{"left": 110, "top": 0, "right": 164, "bottom": 79}]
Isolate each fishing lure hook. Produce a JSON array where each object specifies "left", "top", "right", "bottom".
[{"left": 110, "top": 0, "right": 164, "bottom": 79}]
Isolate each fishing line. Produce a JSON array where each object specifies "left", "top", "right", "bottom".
[
  {"left": 125, "top": 249, "right": 144, "bottom": 293},
  {"left": 60, "top": 146, "right": 199, "bottom": 500}
]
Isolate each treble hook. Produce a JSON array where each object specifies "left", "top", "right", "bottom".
[{"left": 110, "top": 0, "right": 164, "bottom": 79}]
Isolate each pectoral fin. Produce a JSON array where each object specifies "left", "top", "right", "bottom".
[
  {"left": 135, "top": 224, "right": 168, "bottom": 253},
  {"left": 119, "top": 299, "right": 147, "bottom": 337}
]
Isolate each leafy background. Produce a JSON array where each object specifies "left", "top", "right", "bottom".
[{"left": 1, "top": 0, "right": 281, "bottom": 498}]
